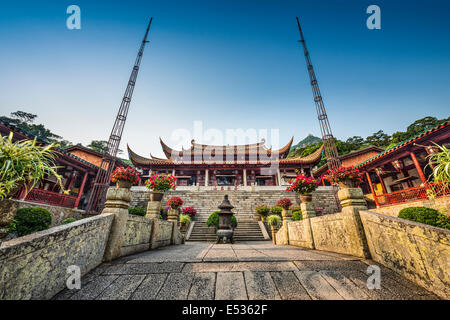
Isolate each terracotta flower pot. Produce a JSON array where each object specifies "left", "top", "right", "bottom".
[
  {"left": 150, "top": 192, "right": 164, "bottom": 202},
  {"left": 116, "top": 180, "right": 132, "bottom": 189},
  {"left": 299, "top": 193, "right": 312, "bottom": 203}
]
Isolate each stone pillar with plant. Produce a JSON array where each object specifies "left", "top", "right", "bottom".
[
  {"left": 167, "top": 196, "right": 183, "bottom": 223},
  {"left": 144, "top": 172, "right": 177, "bottom": 219},
  {"left": 286, "top": 174, "right": 320, "bottom": 219},
  {"left": 276, "top": 198, "right": 292, "bottom": 225},
  {"left": 267, "top": 214, "right": 281, "bottom": 244},
  {"left": 101, "top": 187, "right": 132, "bottom": 262},
  {"left": 324, "top": 166, "right": 370, "bottom": 258}
]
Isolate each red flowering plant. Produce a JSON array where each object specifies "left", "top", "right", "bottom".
[
  {"left": 286, "top": 174, "right": 320, "bottom": 195},
  {"left": 167, "top": 196, "right": 183, "bottom": 209},
  {"left": 323, "top": 166, "right": 364, "bottom": 187},
  {"left": 144, "top": 171, "right": 177, "bottom": 192},
  {"left": 110, "top": 167, "right": 140, "bottom": 185},
  {"left": 182, "top": 206, "right": 197, "bottom": 217},
  {"left": 276, "top": 198, "right": 292, "bottom": 210}
]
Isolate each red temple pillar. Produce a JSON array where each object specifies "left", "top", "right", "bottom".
[
  {"left": 410, "top": 152, "right": 428, "bottom": 186},
  {"left": 74, "top": 171, "right": 88, "bottom": 208},
  {"left": 365, "top": 171, "right": 379, "bottom": 207}
]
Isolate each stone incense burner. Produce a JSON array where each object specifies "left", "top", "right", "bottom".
[{"left": 216, "top": 195, "right": 235, "bottom": 244}]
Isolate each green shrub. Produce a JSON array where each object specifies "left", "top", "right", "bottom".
[
  {"left": 255, "top": 205, "right": 270, "bottom": 217},
  {"left": 231, "top": 215, "right": 238, "bottom": 228},
  {"left": 398, "top": 207, "right": 450, "bottom": 230},
  {"left": 292, "top": 210, "right": 303, "bottom": 221},
  {"left": 267, "top": 214, "right": 281, "bottom": 227},
  {"left": 14, "top": 207, "right": 52, "bottom": 236},
  {"left": 61, "top": 217, "right": 76, "bottom": 225},
  {"left": 271, "top": 206, "right": 282, "bottom": 215},
  {"left": 129, "top": 207, "right": 146, "bottom": 216},
  {"left": 206, "top": 211, "right": 238, "bottom": 228},
  {"left": 179, "top": 214, "right": 191, "bottom": 225},
  {"left": 206, "top": 211, "right": 219, "bottom": 227}
]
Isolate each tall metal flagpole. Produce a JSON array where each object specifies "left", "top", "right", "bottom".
[
  {"left": 296, "top": 17, "right": 341, "bottom": 171},
  {"left": 86, "top": 17, "right": 153, "bottom": 214}
]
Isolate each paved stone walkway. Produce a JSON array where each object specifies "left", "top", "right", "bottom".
[{"left": 54, "top": 241, "right": 438, "bottom": 300}]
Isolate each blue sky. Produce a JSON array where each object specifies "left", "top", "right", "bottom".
[{"left": 0, "top": 0, "right": 449, "bottom": 157}]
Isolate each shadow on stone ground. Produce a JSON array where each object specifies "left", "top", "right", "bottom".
[{"left": 54, "top": 241, "right": 439, "bottom": 300}]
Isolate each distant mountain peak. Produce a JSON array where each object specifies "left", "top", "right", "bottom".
[{"left": 291, "top": 134, "right": 322, "bottom": 150}]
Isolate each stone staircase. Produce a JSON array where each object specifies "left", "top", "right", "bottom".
[
  {"left": 162, "top": 190, "right": 293, "bottom": 242},
  {"left": 130, "top": 187, "right": 339, "bottom": 242}
]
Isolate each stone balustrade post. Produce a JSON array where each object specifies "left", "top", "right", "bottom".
[
  {"left": 300, "top": 202, "right": 316, "bottom": 219},
  {"left": 337, "top": 187, "right": 371, "bottom": 258},
  {"left": 146, "top": 201, "right": 161, "bottom": 219},
  {"left": 101, "top": 187, "right": 132, "bottom": 262},
  {"left": 167, "top": 208, "right": 179, "bottom": 223}
]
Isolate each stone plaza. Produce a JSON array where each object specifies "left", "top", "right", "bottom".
[{"left": 54, "top": 241, "right": 438, "bottom": 300}]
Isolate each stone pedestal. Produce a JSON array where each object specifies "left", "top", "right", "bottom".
[
  {"left": 101, "top": 187, "right": 131, "bottom": 262},
  {"left": 146, "top": 201, "right": 161, "bottom": 219},
  {"left": 300, "top": 202, "right": 316, "bottom": 219},
  {"left": 167, "top": 208, "right": 179, "bottom": 223},
  {"left": 271, "top": 226, "right": 277, "bottom": 245},
  {"left": 338, "top": 188, "right": 368, "bottom": 214}
]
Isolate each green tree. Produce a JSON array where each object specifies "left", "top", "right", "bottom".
[
  {"left": 406, "top": 116, "right": 441, "bottom": 136},
  {"left": 87, "top": 140, "right": 123, "bottom": 155},
  {"left": 365, "top": 130, "right": 390, "bottom": 148},
  {"left": 10, "top": 111, "right": 37, "bottom": 124},
  {"left": 346, "top": 136, "right": 365, "bottom": 150}
]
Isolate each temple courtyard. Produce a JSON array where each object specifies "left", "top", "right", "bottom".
[{"left": 53, "top": 241, "right": 438, "bottom": 300}]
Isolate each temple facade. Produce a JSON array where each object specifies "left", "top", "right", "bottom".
[{"left": 127, "top": 138, "right": 324, "bottom": 187}]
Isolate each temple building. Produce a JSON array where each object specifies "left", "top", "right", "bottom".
[
  {"left": 127, "top": 138, "right": 324, "bottom": 187},
  {"left": 356, "top": 121, "right": 450, "bottom": 207}
]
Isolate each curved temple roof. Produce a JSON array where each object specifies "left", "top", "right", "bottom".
[{"left": 127, "top": 138, "right": 324, "bottom": 166}]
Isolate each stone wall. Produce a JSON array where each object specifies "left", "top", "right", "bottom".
[
  {"left": 120, "top": 215, "right": 154, "bottom": 257},
  {"left": 359, "top": 210, "right": 449, "bottom": 299},
  {"left": 369, "top": 196, "right": 450, "bottom": 217},
  {"left": 0, "top": 214, "right": 114, "bottom": 300},
  {"left": 0, "top": 185, "right": 186, "bottom": 300},
  {"left": 150, "top": 219, "right": 175, "bottom": 249}
]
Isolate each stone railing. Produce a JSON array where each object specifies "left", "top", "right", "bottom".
[
  {"left": 359, "top": 210, "right": 449, "bottom": 299},
  {"left": 0, "top": 186, "right": 184, "bottom": 300},
  {"left": 275, "top": 187, "right": 449, "bottom": 299}
]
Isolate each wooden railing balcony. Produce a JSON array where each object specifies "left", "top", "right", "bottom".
[
  {"left": 18, "top": 188, "right": 77, "bottom": 208},
  {"left": 375, "top": 182, "right": 450, "bottom": 207}
]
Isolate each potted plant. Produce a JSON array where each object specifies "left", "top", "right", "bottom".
[
  {"left": 255, "top": 205, "right": 270, "bottom": 221},
  {"left": 267, "top": 214, "right": 282, "bottom": 244},
  {"left": 111, "top": 166, "right": 140, "bottom": 189},
  {"left": 167, "top": 196, "right": 183, "bottom": 209},
  {"left": 323, "top": 166, "right": 364, "bottom": 189},
  {"left": 182, "top": 206, "right": 197, "bottom": 219},
  {"left": 276, "top": 198, "right": 292, "bottom": 221},
  {"left": 179, "top": 214, "right": 191, "bottom": 232},
  {"left": 286, "top": 174, "right": 320, "bottom": 203},
  {"left": 144, "top": 171, "right": 177, "bottom": 201}
]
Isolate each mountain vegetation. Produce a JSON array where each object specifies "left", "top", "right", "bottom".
[{"left": 288, "top": 116, "right": 449, "bottom": 168}]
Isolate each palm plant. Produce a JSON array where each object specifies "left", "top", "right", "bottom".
[
  {"left": 426, "top": 143, "right": 450, "bottom": 198},
  {"left": 0, "top": 133, "right": 65, "bottom": 199}
]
